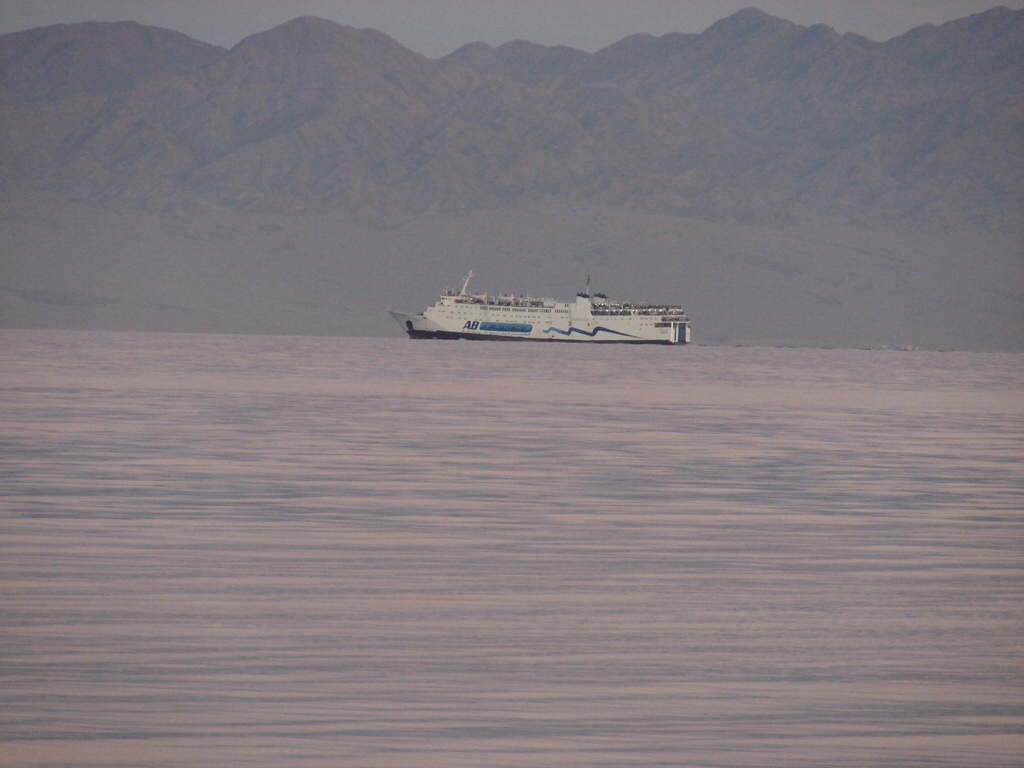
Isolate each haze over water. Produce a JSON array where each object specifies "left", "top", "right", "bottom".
[{"left": 2, "top": 330, "right": 1022, "bottom": 767}]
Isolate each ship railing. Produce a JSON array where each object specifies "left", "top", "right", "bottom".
[
  {"left": 468, "top": 297, "right": 556, "bottom": 308},
  {"left": 592, "top": 306, "right": 686, "bottom": 316}
]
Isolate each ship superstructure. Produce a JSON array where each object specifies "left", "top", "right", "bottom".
[{"left": 390, "top": 272, "right": 690, "bottom": 344}]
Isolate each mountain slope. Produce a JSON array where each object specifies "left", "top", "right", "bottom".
[
  {"left": 1, "top": 10, "right": 1021, "bottom": 227},
  {"left": 0, "top": 20, "right": 226, "bottom": 102}
]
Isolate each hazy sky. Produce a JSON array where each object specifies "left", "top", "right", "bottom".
[{"left": 1, "top": 1, "right": 1021, "bottom": 56}]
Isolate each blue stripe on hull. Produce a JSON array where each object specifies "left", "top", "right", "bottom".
[
  {"left": 479, "top": 322, "right": 532, "bottom": 334},
  {"left": 541, "top": 325, "right": 638, "bottom": 339}
]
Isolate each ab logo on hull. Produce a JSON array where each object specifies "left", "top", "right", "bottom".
[{"left": 463, "top": 320, "right": 533, "bottom": 334}]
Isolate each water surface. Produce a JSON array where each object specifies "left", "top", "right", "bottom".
[{"left": 2, "top": 331, "right": 1022, "bottom": 766}]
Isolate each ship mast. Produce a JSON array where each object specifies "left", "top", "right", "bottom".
[{"left": 460, "top": 270, "right": 474, "bottom": 296}]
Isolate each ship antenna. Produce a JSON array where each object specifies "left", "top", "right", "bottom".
[
  {"left": 586, "top": 274, "right": 591, "bottom": 297},
  {"left": 460, "top": 270, "right": 473, "bottom": 296}
]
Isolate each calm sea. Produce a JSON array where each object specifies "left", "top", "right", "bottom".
[{"left": 2, "top": 330, "right": 1022, "bottom": 767}]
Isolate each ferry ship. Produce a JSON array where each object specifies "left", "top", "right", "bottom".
[{"left": 390, "top": 272, "right": 690, "bottom": 344}]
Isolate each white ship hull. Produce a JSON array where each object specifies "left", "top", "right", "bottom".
[{"left": 391, "top": 274, "right": 690, "bottom": 345}]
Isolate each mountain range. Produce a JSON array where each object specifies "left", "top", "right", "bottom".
[{"left": 1, "top": 7, "right": 1021, "bottom": 349}]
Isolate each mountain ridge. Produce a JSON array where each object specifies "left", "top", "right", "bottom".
[{"left": 1, "top": 8, "right": 1020, "bottom": 227}]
